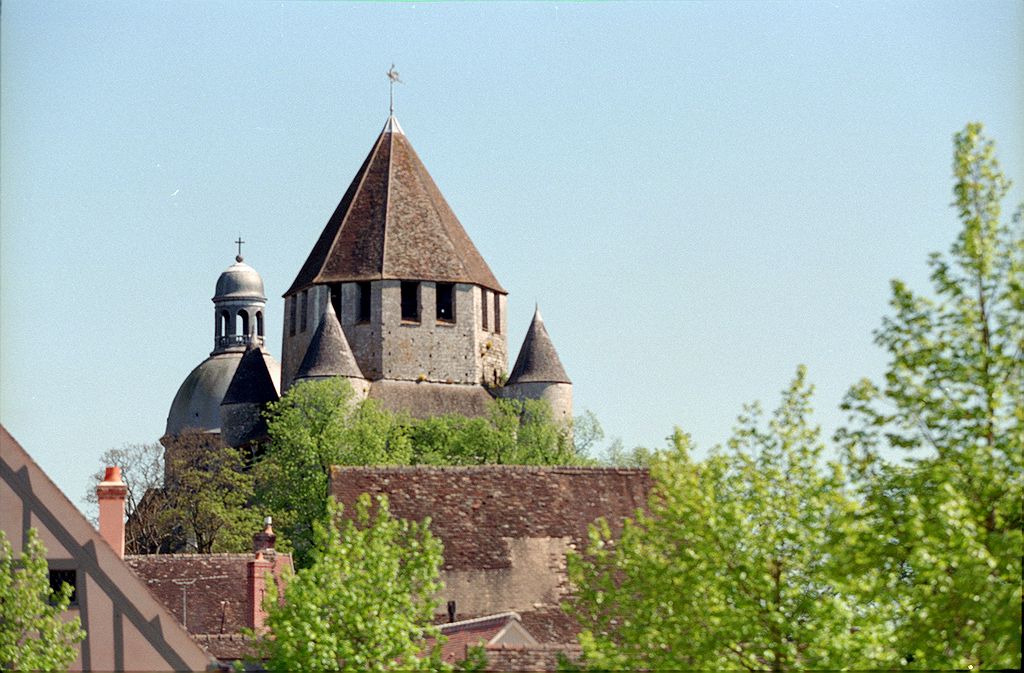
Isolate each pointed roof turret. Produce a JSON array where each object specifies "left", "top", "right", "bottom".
[
  {"left": 285, "top": 117, "right": 505, "bottom": 296},
  {"left": 507, "top": 306, "right": 571, "bottom": 385},
  {"left": 222, "top": 342, "right": 280, "bottom": 406},
  {"left": 294, "top": 301, "right": 365, "bottom": 381}
]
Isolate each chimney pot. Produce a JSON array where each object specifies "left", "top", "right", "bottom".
[
  {"left": 253, "top": 516, "right": 277, "bottom": 554},
  {"left": 97, "top": 465, "right": 128, "bottom": 558}
]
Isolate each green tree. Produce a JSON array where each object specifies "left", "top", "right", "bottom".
[
  {"left": 408, "top": 398, "right": 580, "bottom": 466},
  {"left": 0, "top": 529, "right": 86, "bottom": 671},
  {"left": 569, "top": 368, "right": 887, "bottom": 671},
  {"left": 162, "top": 431, "right": 262, "bottom": 553},
  {"left": 257, "top": 378, "right": 411, "bottom": 566},
  {"left": 254, "top": 495, "right": 447, "bottom": 671},
  {"left": 837, "top": 123, "right": 1023, "bottom": 669}
]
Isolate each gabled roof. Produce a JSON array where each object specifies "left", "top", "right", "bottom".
[
  {"left": 435, "top": 612, "right": 538, "bottom": 665},
  {"left": 285, "top": 116, "right": 505, "bottom": 296},
  {"left": 0, "top": 426, "right": 215, "bottom": 672},
  {"left": 507, "top": 306, "right": 571, "bottom": 385},
  {"left": 221, "top": 345, "right": 280, "bottom": 406},
  {"left": 294, "top": 301, "right": 364, "bottom": 381}
]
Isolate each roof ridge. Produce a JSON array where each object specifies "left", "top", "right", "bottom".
[
  {"left": 439, "top": 611, "right": 521, "bottom": 632},
  {"left": 320, "top": 128, "right": 390, "bottom": 288},
  {"left": 380, "top": 120, "right": 394, "bottom": 276}
]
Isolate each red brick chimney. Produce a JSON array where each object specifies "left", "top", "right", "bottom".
[
  {"left": 247, "top": 552, "right": 273, "bottom": 631},
  {"left": 96, "top": 466, "right": 127, "bottom": 558},
  {"left": 248, "top": 517, "right": 276, "bottom": 630}
]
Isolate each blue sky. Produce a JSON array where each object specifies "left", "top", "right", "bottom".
[{"left": 1, "top": 1, "right": 1021, "bottom": 508}]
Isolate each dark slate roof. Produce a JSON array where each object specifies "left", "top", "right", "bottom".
[
  {"left": 367, "top": 380, "right": 495, "bottom": 419},
  {"left": 294, "top": 301, "right": 364, "bottom": 381},
  {"left": 221, "top": 345, "right": 280, "bottom": 406},
  {"left": 284, "top": 116, "right": 505, "bottom": 296},
  {"left": 506, "top": 306, "right": 571, "bottom": 385}
]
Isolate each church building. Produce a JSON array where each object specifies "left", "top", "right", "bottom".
[{"left": 166, "top": 114, "right": 572, "bottom": 446}]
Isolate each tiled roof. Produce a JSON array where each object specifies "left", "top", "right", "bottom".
[
  {"left": 435, "top": 612, "right": 535, "bottom": 665},
  {"left": 125, "top": 551, "right": 290, "bottom": 637},
  {"left": 507, "top": 306, "right": 571, "bottom": 385},
  {"left": 330, "top": 465, "right": 649, "bottom": 572},
  {"left": 285, "top": 116, "right": 505, "bottom": 296},
  {"left": 295, "top": 301, "right": 364, "bottom": 381},
  {"left": 330, "top": 466, "right": 649, "bottom": 650}
]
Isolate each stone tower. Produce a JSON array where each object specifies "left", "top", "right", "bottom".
[
  {"left": 281, "top": 115, "right": 508, "bottom": 418},
  {"left": 500, "top": 306, "right": 573, "bottom": 423},
  {"left": 165, "top": 255, "right": 281, "bottom": 438}
]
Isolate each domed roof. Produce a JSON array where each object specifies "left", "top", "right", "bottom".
[
  {"left": 214, "top": 256, "right": 266, "bottom": 301},
  {"left": 165, "top": 350, "right": 281, "bottom": 436}
]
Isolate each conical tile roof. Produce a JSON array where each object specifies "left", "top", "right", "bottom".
[
  {"left": 507, "top": 306, "right": 571, "bottom": 385},
  {"left": 285, "top": 116, "right": 504, "bottom": 296},
  {"left": 221, "top": 343, "right": 280, "bottom": 406},
  {"left": 295, "top": 301, "right": 364, "bottom": 381}
]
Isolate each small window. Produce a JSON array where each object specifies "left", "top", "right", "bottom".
[
  {"left": 330, "top": 283, "right": 342, "bottom": 321},
  {"left": 256, "top": 311, "right": 264, "bottom": 337},
  {"left": 493, "top": 293, "right": 501, "bottom": 334},
  {"left": 219, "top": 310, "right": 229, "bottom": 338},
  {"left": 401, "top": 282, "right": 420, "bottom": 322},
  {"left": 289, "top": 296, "right": 296, "bottom": 336},
  {"left": 436, "top": 283, "right": 454, "bottom": 322},
  {"left": 358, "top": 282, "right": 372, "bottom": 322},
  {"left": 48, "top": 568, "right": 77, "bottom": 607},
  {"left": 237, "top": 309, "right": 249, "bottom": 337},
  {"left": 481, "top": 288, "right": 489, "bottom": 331},
  {"left": 300, "top": 290, "right": 309, "bottom": 332}
]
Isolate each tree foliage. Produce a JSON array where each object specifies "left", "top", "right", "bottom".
[
  {"left": 837, "top": 123, "right": 1022, "bottom": 670},
  {"left": 162, "top": 430, "right": 262, "bottom": 553},
  {"left": 0, "top": 529, "right": 85, "bottom": 671},
  {"left": 254, "top": 495, "right": 447, "bottom": 671},
  {"left": 256, "top": 379, "right": 411, "bottom": 566},
  {"left": 568, "top": 368, "right": 886, "bottom": 671},
  {"left": 83, "top": 442, "right": 164, "bottom": 552}
]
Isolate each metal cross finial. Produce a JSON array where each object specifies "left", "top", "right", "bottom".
[
  {"left": 235, "top": 236, "right": 245, "bottom": 262},
  {"left": 387, "top": 64, "right": 403, "bottom": 115}
]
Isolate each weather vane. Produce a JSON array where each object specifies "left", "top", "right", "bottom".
[
  {"left": 387, "top": 64, "right": 403, "bottom": 115},
  {"left": 235, "top": 236, "right": 245, "bottom": 262}
]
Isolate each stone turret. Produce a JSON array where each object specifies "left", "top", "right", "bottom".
[
  {"left": 220, "top": 340, "right": 281, "bottom": 449},
  {"left": 500, "top": 306, "right": 572, "bottom": 423},
  {"left": 293, "top": 301, "right": 370, "bottom": 398}
]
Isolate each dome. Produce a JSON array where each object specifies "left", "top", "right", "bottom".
[
  {"left": 165, "top": 350, "right": 281, "bottom": 436},
  {"left": 214, "top": 257, "right": 266, "bottom": 301}
]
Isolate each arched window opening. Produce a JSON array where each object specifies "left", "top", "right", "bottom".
[
  {"left": 221, "top": 310, "right": 231, "bottom": 336},
  {"left": 237, "top": 309, "right": 249, "bottom": 337},
  {"left": 256, "top": 311, "right": 264, "bottom": 337}
]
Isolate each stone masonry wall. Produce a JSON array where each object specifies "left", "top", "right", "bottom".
[
  {"left": 476, "top": 287, "right": 508, "bottom": 387},
  {"left": 498, "top": 381, "right": 572, "bottom": 423},
  {"left": 280, "top": 285, "right": 330, "bottom": 390},
  {"left": 377, "top": 281, "right": 507, "bottom": 385}
]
